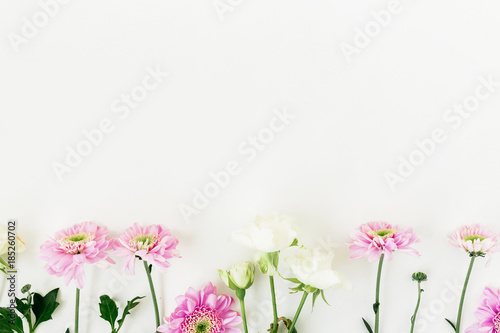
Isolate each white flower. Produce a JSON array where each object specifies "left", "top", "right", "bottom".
[
  {"left": 229, "top": 214, "right": 300, "bottom": 253},
  {"left": 218, "top": 262, "right": 255, "bottom": 290},
  {"left": 284, "top": 246, "right": 350, "bottom": 291},
  {"left": 0, "top": 225, "right": 26, "bottom": 256}
]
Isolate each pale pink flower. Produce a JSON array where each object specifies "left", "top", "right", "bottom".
[
  {"left": 158, "top": 282, "right": 242, "bottom": 333},
  {"left": 450, "top": 225, "right": 499, "bottom": 256},
  {"left": 112, "top": 223, "right": 179, "bottom": 274},
  {"left": 465, "top": 287, "right": 500, "bottom": 333},
  {"left": 348, "top": 221, "right": 420, "bottom": 262},
  {"left": 39, "top": 221, "right": 114, "bottom": 289}
]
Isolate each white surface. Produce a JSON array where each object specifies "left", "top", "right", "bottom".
[{"left": 1, "top": 0, "right": 500, "bottom": 332}]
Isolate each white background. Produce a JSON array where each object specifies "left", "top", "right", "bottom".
[{"left": 1, "top": 0, "right": 500, "bottom": 332}]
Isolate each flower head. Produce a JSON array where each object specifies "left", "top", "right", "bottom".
[
  {"left": 348, "top": 222, "right": 420, "bottom": 262},
  {"left": 284, "top": 246, "right": 350, "bottom": 291},
  {"left": 112, "top": 223, "right": 179, "bottom": 274},
  {"left": 158, "top": 282, "right": 242, "bottom": 333},
  {"left": 218, "top": 262, "right": 255, "bottom": 291},
  {"left": 451, "top": 225, "right": 499, "bottom": 257},
  {"left": 465, "top": 287, "right": 500, "bottom": 333},
  {"left": 39, "top": 221, "right": 114, "bottom": 289},
  {"left": 229, "top": 214, "right": 299, "bottom": 253}
]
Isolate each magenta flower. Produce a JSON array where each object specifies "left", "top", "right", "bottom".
[
  {"left": 465, "top": 287, "right": 500, "bottom": 333},
  {"left": 39, "top": 221, "right": 114, "bottom": 289},
  {"left": 450, "top": 225, "right": 499, "bottom": 256},
  {"left": 112, "top": 223, "right": 179, "bottom": 274},
  {"left": 158, "top": 282, "right": 242, "bottom": 333},
  {"left": 348, "top": 221, "right": 420, "bottom": 262}
]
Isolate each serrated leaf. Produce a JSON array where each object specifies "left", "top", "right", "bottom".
[
  {"left": 116, "top": 296, "right": 145, "bottom": 331},
  {"left": 0, "top": 307, "right": 24, "bottom": 333},
  {"left": 445, "top": 318, "right": 456, "bottom": 331},
  {"left": 362, "top": 318, "right": 373, "bottom": 333},
  {"left": 99, "top": 295, "right": 119, "bottom": 330},
  {"left": 32, "top": 288, "right": 59, "bottom": 329}
]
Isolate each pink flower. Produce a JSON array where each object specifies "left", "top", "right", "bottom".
[
  {"left": 451, "top": 225, "right": 499, "bottom": 256},
  {"left": 39, "top": 221, "right": 114, "bottom": 289},
  {"left": 348, "top": 221, "right": 420, "bottom": 262},
  {"left": 112, "top": 223, "right": 179, "bottom": 274},
  {"left": 465, "top": 287, "right": 500, "bottom": 333},
  {"left": 158, "top": 282, "right": 242, "bottom": 333}
]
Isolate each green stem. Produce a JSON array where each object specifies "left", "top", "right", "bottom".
[
  {"left": 374, "top": 254, "right": 385, "bottom": 333},
  {"left": 288, "top": 292, "right": 309, "bottom": 333},
  {"left": 236, "top": 290, "right": 248, "bottom": 333},
  {"left": 410, "top": 282, "right": 422, "bottom": 333},
  {"left": 455, "top": 256, "right": 476, "bottom": 333},
  {"left": 144, "top": 261, "right": 160, "bottom": 332},
  {"left": 269, "top": 276, "right": 279, "bottom": 333},
  {"left": 75, "top": 288, "right": 80, "bottom": 333}
]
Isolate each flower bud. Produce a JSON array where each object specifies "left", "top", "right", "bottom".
[
  {"left": 412, "top": 272, "right": 428, "bottom": 282},
  {"left": 218, "top": 262, "right": 255, "bottom": 291}
]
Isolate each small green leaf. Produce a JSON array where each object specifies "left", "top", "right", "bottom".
[
  {"left": 284, "top": 277, "right": 301, "bottom": 284},
  {"left": 373, "top": 302, "right": 380, "bottom": 314},
  {"left": 362, "top": 318, "right": 374, "bottom": 333},
  {"left": 116, "top": 296, "right": 145, "bottom": 332},
  {"left": 99, "top": 295, "right": 119, "bottom": 330},
  {"left": 65, "top": 329, "right": 70, "bottom": 333},
  {"left": 32, "top": 288, "right": 60, "bottom": 329},
  {"left": 445, "top": 318, "right": 456, "bottom": 331},
  {"left": 320, "top": 290, "right": 330, "bottom": 306},
  {"left": 311, "top": 289, "right": 321, "bottom": 309}
]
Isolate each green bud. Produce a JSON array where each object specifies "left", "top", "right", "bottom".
[
  {"left": 218, "top": 262, "right": 255, "bottom": 291},
  {"left": 412, "top": 272, "right": 428, "bottom": 282},
  {"left": 255, "top": 251, "right": 279, "bottom": 276}
]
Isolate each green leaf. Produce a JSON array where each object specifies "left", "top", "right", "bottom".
[
  {"left": 0, "top": 307, "right": 24, "bottom": 333},
  {"left": 32, "top": 288, "right": 60, "bottom": 329},
  {"left": 284, "top": 277, "right": 301, "bottom": 284},
  {"left": 311, "top": 289, "right": 321, "bottom": 309},
  {"left": 362, "top": 318, "right": 373, "bottom": 333},
  {"left": 14, "top": 298, "right": 30, "bottom": 319},
  {"left": 320, "top": 290, "right": 330, "bottom": 306},
  {"left": 65, "top": 329, "right": 69, "bottom": 333},
  {"left": 116, "top": 296, "right": 145, "bottom": 331},
  {"left": 373, "top": 302, "right": 380, "bottom": 314},
  {"left": 99, "top": 295, "right": 119, "bottom": 330},
  {"left": 445, "top": 318, "right": 456, "bottom": 331}
]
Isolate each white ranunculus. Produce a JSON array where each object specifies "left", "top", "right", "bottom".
[
  {"left": 0, "top": 224, "right": 26, "bottom": 256},
  {"left": 229, "top": 214, "right": 300, "bottom": 253},
  {"left": 284, "top": 246, "right": 350, "bottom": 291}
]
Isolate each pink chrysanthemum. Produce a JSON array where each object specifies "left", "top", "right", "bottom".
[
  {"left": 39, "top": 221, "right": 114, "bottom": 289},
  {"left": 112, "top": 223, "right": 179, "bottom": 274},
  {"left": 348, "top": 221, "right": 420, "bottom": 262},
  {"left": 465, "top": 287, "right": 500, "bottom": 333},
  {"left": 158, "top": 282, "right": 242, "bottom": 333},
  {"left": 450, "top": 225, "right": 499, "bottom": 256}
]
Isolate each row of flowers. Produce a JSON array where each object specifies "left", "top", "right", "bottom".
[{"left": 1, "top": 217, "right": 499, "bottom": 333}]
